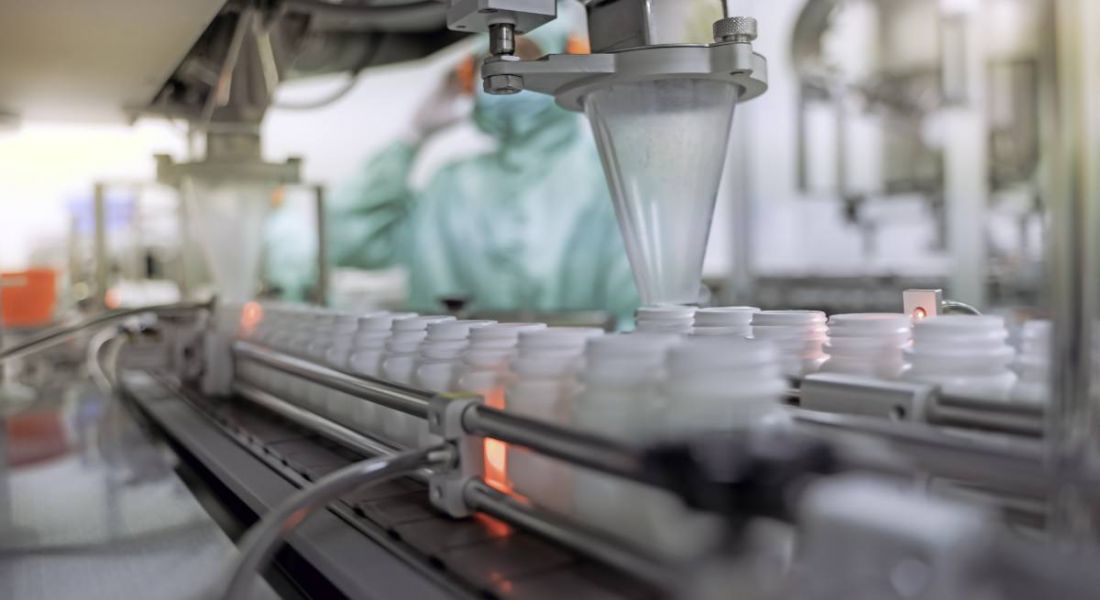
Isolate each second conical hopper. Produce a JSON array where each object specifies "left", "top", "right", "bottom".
[
  {"left": 180, "top": 177, "right": 274, "bottom": 303},
  {"left": 584, "top": 78, "right": 740, "bottom": 306}
]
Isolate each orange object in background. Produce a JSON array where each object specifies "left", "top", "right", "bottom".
[{"left": 1, "top": 269, "right": 57, "bottom": 328}]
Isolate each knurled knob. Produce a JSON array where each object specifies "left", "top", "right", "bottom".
[{"left": 713, "top": 16, "right": 758, "bottom": 43}]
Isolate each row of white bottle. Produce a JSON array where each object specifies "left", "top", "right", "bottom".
[
  {"left": 632, "top": 305, "right": 1033, "bottom": 402},
  {"left": 243, "top": 303, "right": 791, "bottom": 553},
  {"left": 240, "top": 303, "right": 1041, "bottom": 554}
]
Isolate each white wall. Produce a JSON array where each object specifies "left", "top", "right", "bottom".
[{"left": 0, "top": 120, "right": 185, "bottom": 271}]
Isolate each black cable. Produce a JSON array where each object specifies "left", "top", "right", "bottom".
[{"left": 271, "top": 32, "right": 383, "bottom": 110}]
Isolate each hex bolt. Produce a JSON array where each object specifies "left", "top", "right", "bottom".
[{"left": 484, "top": 73, "right": 524, "bottom": 95}]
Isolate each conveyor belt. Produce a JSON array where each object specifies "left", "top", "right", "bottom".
[{"left": 120, "top": 369, "right": 658, "bottom": 600}]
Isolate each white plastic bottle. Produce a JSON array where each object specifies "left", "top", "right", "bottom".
[
  {"left": 903, "top": 315, "right": 1017, "bottom": 401},
  {"left": 660, "top": 337, "right": 787, "bottom": 433},
  {"left": 506, "top": 327, "right": 604, "bottom": 513},
  {"left": 347, "top": 313, "right": 417, "bottom": 377},
  {"left": 635, "top": 305, "right": 697, "bottom": 334},
  {"left": 304, "top": 310, "right": 337, "bottom": 411},
  {"left": 320, "top": 313, "right": 367, "bottom": 422},
  {"left": 572, "top": 333, "right": 680, "bottom": 540},
  {"left": 821, "top": 313, "right": 911, "bottom": 380},
  {"left": 1011, "top": 319, "right": 1050, "bottom": 404},
  {"left": 379, "top": 315, "right": 455, "bottom": 445},
  {"left": 414, "top": 320, "right": 497, "bottom": 392},
  {"left": 411, "top": 319, "right": 496, "bottom": 447},
  {"left": 452, "top": 323, "right": 547, "bottom": 489},
  {"left": 691, "top": 306, "right": 759, "bottom": 337},
  {"left": 750, "top": 310, "right": 829, "bottom": 377},
  {"left": 345, "top": 312, "right": 416, "bottom": 435},
  {"left": 650, "top": 337, "right": 788, "bottom": 556}
]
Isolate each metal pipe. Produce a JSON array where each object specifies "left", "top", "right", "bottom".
[
  {"left": 313, "top": 184, "right": 329, "bottom": 307},
  {"left": 0, "top": 302, "right": 209, "bottom": 364},
  {"left": 93, "top": 182, "right": 108, "bottom": 309},
  {"left": 929, "top": 394, "right": 1043, "bottom": 438},
  {"left": 233, "top": 341, "right": 432, "bottom": 418},
  {"left": 791, "top": 408, "right": 1100, "bottom": 499},
  {"left": 234, "top": 382, "right": 403, "bottom": 459},
  {"left": 463, "top": 479, "right": 674, "bottom": 589},
  {"left": 1044, "top": 0, "right": 1100, "bottom": 542},
  {"left": 461, "top": 404, "right": 650, "bottom": 485},
  {"left": 200, "top": 7, "right": 253, "bottom": 130}
]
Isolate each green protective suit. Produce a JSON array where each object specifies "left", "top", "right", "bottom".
[{"left": 325, "top": 97, "right": 640, "bottom": 318}]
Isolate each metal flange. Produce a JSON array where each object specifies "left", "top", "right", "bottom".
[{"left": 481, "top": 41, "right": 768, "bottom": 112}]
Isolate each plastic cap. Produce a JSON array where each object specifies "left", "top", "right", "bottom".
[
  {"left": 469, "top": 323, "right": 548, "bottom": 343},
  {"left": 752, "top": 310, "right": 827, "bottom": 326},
  {"left": 668, "top": 338, "right": 777, "bottom": 375},
  {"left": 359, "top": 312, "right": 417, "bottom": 332},
  {"left": 519, "top": 327, "right": 604, "bottom": 350},
  {"left": 828, "top": 313, "right": 909, "bottom": 329},
  {"left": 694, "top": 306, "right": 760, "bottom": 326},
  {"left": 392, "top": 315, "right": 455, "bottom": 332},
  {"left": 915, "top": 314, "right": 1004, "bottom": 328},
  {"left": 636, "top": 304, "right": 697, "bottom": 321},
  {"left": 586, "top": 333, "right": 680, "bottom": 358},
  {"left": 426, "top": 320, "right": 496, "bottom": 340}
]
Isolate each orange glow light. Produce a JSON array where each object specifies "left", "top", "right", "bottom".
[
  {"left": 482, "top": 387, "right": 510, "bottom": 490},
  {"left": 104, "top": 288, "right": 121, "bottom": 309},
  {"left": 240, "top": 301, "right": 264, "bottom": 337},
  {"left": 912, "top": 307, "right": 928, "bottom": 320}
]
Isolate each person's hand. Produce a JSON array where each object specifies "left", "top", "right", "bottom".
[{"left": 409, "top": 72, "right": 471, "bottom": 143}]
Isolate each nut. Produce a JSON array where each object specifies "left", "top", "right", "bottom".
[{"left": 484, "top": 73, "right": 524, "bottom": 95}]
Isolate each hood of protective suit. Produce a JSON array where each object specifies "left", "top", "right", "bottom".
[{"left": 472, "top": 87, "right": 567, "bottom": 140}]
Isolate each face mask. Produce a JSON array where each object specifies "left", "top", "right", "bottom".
[{"left": 473, "top": 88, "right": 559, "bottom": 139}]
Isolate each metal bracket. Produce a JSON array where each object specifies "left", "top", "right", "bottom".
[
  {"left": 427, "top": 393, "right": 484, "bottom": 518},
  {"left": 446, "top": 0, "right": 556, "bottom": 35},
  {"left": 800, "top": 373, "right": 938, "bottom": 423},
  {"left": 481, "top": 41, "right": 768, "bottom": 111}
]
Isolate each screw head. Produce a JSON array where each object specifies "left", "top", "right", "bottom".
[
  {"left": 484, "top": 74, "right": 524, "bottom": 95},
  {"left": 713, "top": 16, "right": 758, "bottom": 43}
]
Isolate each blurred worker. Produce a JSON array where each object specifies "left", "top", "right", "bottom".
[{"left": 271, "top": 12, "right": 638, "bottom": 318}]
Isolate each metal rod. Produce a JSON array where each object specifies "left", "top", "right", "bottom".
[
  {"left": 461, "top": 404, "right": 650, "bottom": 485},
  {"left": 313, "top": 184, "right": 329, "bottom": 307},
  {"left": 93, "top": 182, "right": 108, "bottom": 309},
  {"left": 791, "top": 408, "right": 1100, "bottom": 499},
  {"left": 1044, "top": 0, "right": 1100, "bottom": 542},
  {"left": 200, "top": 7, "right": 253, "bottom": 130},
  {"left": 929, "top": 395, "right": 1044, "bottom": 438},
  {"left": 489, "top": 23, "right": 516, "bottom": 57},
  {"left": 234, "top": 382, "right": 402, "bottom": 459},
  {"left": 463, "top": 479, "right": 674, "bottom": 589},
  {"left": 233, "top": 342, "right": 432, "bottom": 418}
]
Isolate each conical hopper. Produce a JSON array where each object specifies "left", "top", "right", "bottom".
[
  {"left": 584, "top": 78, "right": 740, "bottom": 305},
  {"left": 180, "top": 177, "right": 274, "bottom": 303}
]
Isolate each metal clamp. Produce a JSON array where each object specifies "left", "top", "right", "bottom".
[
  {"left": 800, "top": 373, "right": 938, "bottom": 422},
  {"left": 480, "top": 35, "right": 768, "bottom": 111},
  {"left": 427, "top": 393, "right": 485, "bottom": 518}
]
